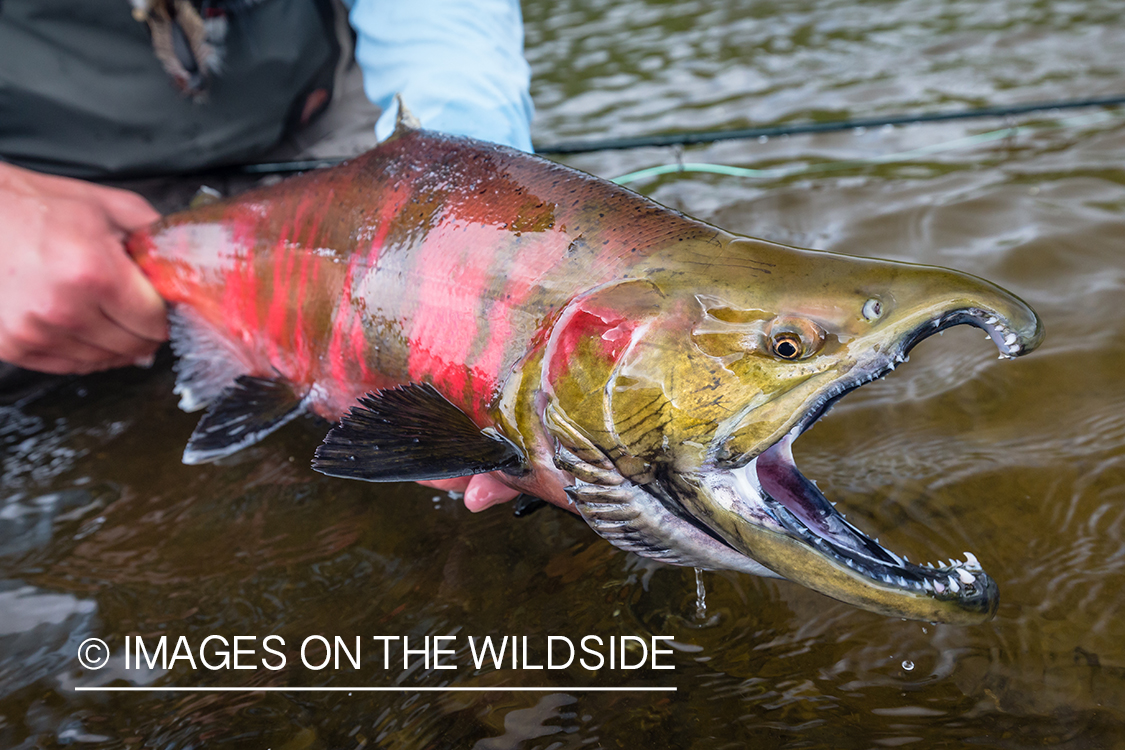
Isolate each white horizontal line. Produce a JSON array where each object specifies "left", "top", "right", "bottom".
[{"left": 74, "top": 686, "right": 675, "bottom": 693}]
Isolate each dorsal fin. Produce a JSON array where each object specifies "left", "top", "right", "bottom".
[
  {"left": 312, "top": 382, "right": 523, "bottom": 482},
  {"left": 392, "top": 93, "right": 421, "bottom": 137},
  {"left": 188, "top": 185, "right": 223, "bottom": 209}
]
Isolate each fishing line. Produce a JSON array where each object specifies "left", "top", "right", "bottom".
[
  {"left": 610, "top": 108, "right": 1125, "bottom": 186},
  {"left": 236, "top": 94, "right": 1125, "bottom": 176}
]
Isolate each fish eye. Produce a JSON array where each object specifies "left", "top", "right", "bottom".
[
  {"left": 862, "top": 298, "right": 883, "bottom": 321},
  {"left": 766, "top": 316, "right": 826, "bottom": 361},
  {"left": 771, "top": 333, "right": 803, "bottom": 360}
]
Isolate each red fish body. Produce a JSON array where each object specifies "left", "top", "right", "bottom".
[
  {"left": 129, "top": 118, "right": 1045, "bottom": 624},
  {"left": 128, "top": 125, "right": 717, "bottom": 503}
]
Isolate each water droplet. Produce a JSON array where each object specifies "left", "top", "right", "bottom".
[
  {"left": 757, "top": 135, "right": 769, "bottom": 144},
  {"left": 902, "top": 660, "right": 915, "bottom": 671},
  {"left": 694, "top": 567, "right": 707, "bottom": 620}
]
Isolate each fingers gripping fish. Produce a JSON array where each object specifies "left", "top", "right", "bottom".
[{"left": 127, "top": 106, "right": 1044, "bottom": 624}]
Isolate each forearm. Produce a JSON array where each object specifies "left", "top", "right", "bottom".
[{"left": 346, "top": 0, "right": 534, "bottom": 152}]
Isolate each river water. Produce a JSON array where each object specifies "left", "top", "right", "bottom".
[{"left": 2, "top": 0, "right": 1124, "bottom": 747}]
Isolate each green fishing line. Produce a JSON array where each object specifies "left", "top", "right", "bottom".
[{"left": 611, "top": 108, "right": 1124, "bottom": 186}]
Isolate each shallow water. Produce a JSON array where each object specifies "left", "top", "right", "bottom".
[{"left": 3, "top": 1, "right": 1125, "bottom": 747}]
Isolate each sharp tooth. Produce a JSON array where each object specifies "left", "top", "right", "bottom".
[
  {"left": 948, "top": 578, "right": 960, "bottom": 594},
  {"left": 957, "top": 569, "right": 975, "bottom": 585},
  {"left": 922, "top": 579, "right": 933, "bottom": 591},
  {"left": 1004, "top": 332, "right": 1018, "bottom": 346},
  {"left": 963, "top": 551, "right": 981, "bottom": 570},
  {"left": 933, "top": 581, "right": 946, "bottom": 594}
]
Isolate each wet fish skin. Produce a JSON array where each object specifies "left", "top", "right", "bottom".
[
  {"left": 127, "top": 119, "right": 1043, "bottom": 624},
  {"left": 130, "top": 126, "right": 715, "bottom": 438}
]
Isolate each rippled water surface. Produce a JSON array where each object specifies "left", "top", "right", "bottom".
[{"left": 3, "top": 1, "right": 1125, "bottom": 747}]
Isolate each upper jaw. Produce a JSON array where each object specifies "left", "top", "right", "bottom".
[{"left": 772, "top": 302, "right": 1044, "bottom": 447}]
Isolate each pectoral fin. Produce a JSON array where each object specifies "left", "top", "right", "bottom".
[
  {"left": 183, "top": 376, "right": 308, "bottom": 464},
  {"left": 312, "top": 382, "right": 523, "bottom": 482}
]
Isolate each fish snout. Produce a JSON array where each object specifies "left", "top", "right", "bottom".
[{"left": 880, "top": 268, "right": 1044, "bottom": 361}]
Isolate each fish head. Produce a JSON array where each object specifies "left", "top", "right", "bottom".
[{"left": 540, "top": 236, "right": 1043, "bottom": 624}]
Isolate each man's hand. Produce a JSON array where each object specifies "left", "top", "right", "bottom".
[
  {"left": 418, "top": 474, "right": 523, "bottom": 512},
  {"left": 0, "top": 162, "right": 167, "bottom": 374}
]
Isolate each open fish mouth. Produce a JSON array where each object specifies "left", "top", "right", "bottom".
[
  {"left": 725, "top": 433, "right": 996, "bottom": 618},
  {"left": 566, "top": 305, "right": 1041, "bottom": 623}
]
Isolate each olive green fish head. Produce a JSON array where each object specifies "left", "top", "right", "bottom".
[{"left": 540, "top": 235, "right": 1043, "bottom": 624}]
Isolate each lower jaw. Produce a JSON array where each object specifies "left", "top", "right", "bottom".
[
  {"left": 555, "top": 432, "right": 996, "bottom": 621},
  {"left": 679, "top": 455, "right": 999, "bottom": 622}
]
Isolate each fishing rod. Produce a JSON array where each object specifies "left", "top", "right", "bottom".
[{"left": 236, "top": 93, "right": 1125, "bottom": 176}]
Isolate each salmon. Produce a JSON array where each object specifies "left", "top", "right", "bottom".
[{"left": 128, "top": 108, "right": 1044, "bottom": 623}]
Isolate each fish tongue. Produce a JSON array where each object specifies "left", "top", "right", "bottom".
[{"left": 755, "top": 436, "right": 901, "bottom": 566}]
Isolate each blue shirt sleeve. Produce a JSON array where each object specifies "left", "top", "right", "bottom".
[{"left": 343, "top": 0, "right": 534, "bottom": 152}]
